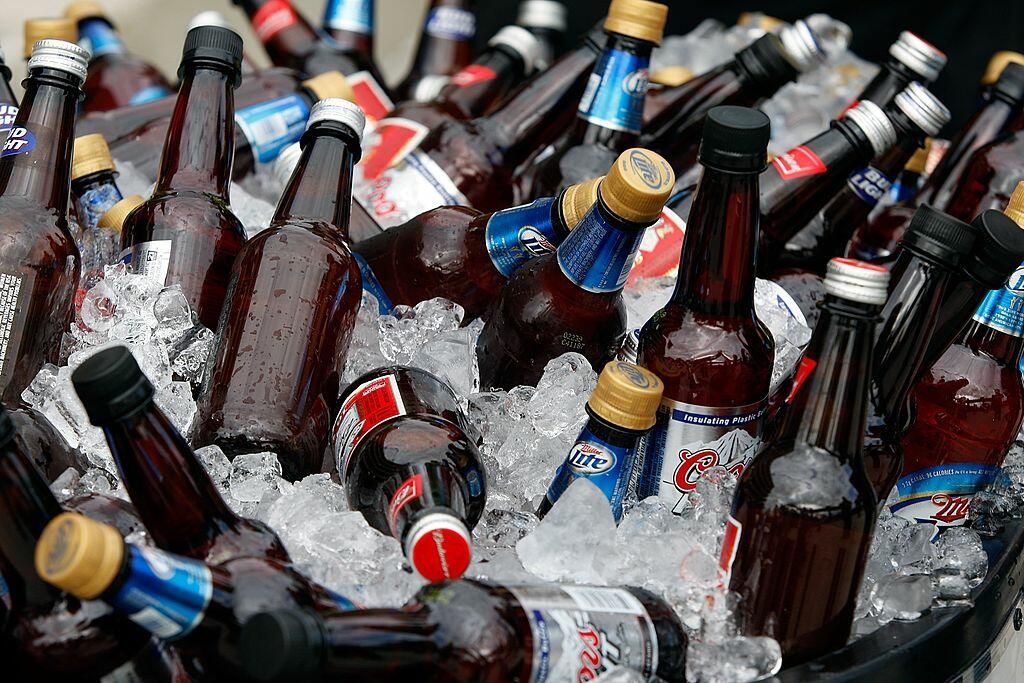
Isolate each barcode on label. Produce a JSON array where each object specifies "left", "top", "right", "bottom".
[{"left": 564, "top": 586, "right": 644, "bottom": 615}]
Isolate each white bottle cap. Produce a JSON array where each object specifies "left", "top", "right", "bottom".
[
  {"left": 306, "top": 98, "right": 366, "bottom": 143},
  {"left": 188, "top": 11, "right": 234, "bottom": 32},
  {"left": 824, "top": 258, "right": 890, "bottom": 305},
  {"left": 28, "top": 39, "right": 90, "bottom": 82},
  {"left": 489, "top": 25, "right": 542, "bottom": 75},
  {"left": 890, "top": 31, "right": 947, "bottom": 82},
  {"left": 894, "top": 82, "right": 950, "bottom": 137},
  {"left": 517, "top": 0, "right": 568, "bottom": 32},
  {"left": 844, "top": 100, "right": 898, "bottom": 157}
]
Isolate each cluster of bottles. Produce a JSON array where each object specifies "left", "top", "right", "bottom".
[{"left": 0, "top": 0, "right": 1023, "bottom": 679}]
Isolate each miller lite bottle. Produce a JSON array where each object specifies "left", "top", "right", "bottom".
[
  {"left": 637, "top": 108, "right": 774, "bottom": 511},
  {"left": 516, "top": 0, "right": 568, "bottom": 71},
  {"left": 70, "top": 133, "right": 126, "bottom": 297},
  {"left": 22, "top": 18, "right": 78, "bottom": 61},
  {"left": 333, "top": 366, "right": 487, "bottom": 583},
  {"left": 395, "top": 0, "right": 476, "bottom": 103},
  {"left": 723, "top": 258, "right": 887, "bottom": 665},
  {"left": 844, "top": 31, "right": 946, "bottom": 111}
]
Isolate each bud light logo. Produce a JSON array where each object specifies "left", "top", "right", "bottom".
[
  {"left": 1, "top": 127, "right": 35, "bottom": 158},
  {"left": 0, "top": 104, "right": 17, "bottom": 130},
  {"left": 622, "top": 68, "right": 650, "bottom": 96},
  {"left": 518, "top": 226, "right": 555, "bottom": 256},
  {"left": 628, "top": 150, "right": 664, "bottom": 190},
  {"left": 568, "top": 443, "right": 616, "bottom": 475}
]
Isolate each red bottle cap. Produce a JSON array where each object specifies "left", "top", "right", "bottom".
[{"left": 404, "top": 513, "right": 472, "bottom": 583}]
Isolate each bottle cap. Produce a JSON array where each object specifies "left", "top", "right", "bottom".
[
  {"left": 302, "top": 71, "right": 355, "bottom": 104},
  {"left": 187, "top": 10, "right": 234, "bottom": 32},
  {"left": 97, "top": 194, "right": 144, "bottom": 233},
  {"left": 737, "top": 12, "right": 785, "bottom": 31},
  {"left": 588, "top": 361, "right": 664, "bottom": 431},
  {"left": 649, "top": 66, "right": 694, "bottom": 87},
  {"left": 983, "top": 51, "right": 1024, "bottom": 86},
  {"left": 240, "top": 610, "right": 325, "bottom": 682},
  {"left": 71, "top": 345, "right": 156, "bottom": 425},
  {"left": 403, "top": 512, "right": 472, "bottom": 583},
  {"left": 698, "top": 105, "right": 771, "bottom": 173},
  {"left": 517, "top": 0, "right": 567, "bottom": 31},
  {"left": 889, "top": 31, "right": 946, "bottom": 82},
  {"left": 178, "top": 25, "right": 243, "bottom": 87},
  {"left": 27, "top": 39, "right": 90, "bottom": 82},
  {"left": 272, "top": 142, "right": 302, "bottom": 187},
  {"left": 306, "top": 98, "right": 365, "bottom": 143},
  {"left": 23, "top": 18, "right": 77, "bottom": 58},
  {"left": 603, "top": 0, "right": 668, "bottom": 45},
  {"left": 735, "top": 34, "right": 800, "bottom": 96},
  {"left": 561, "top": 176, "right": 603, "bottom": 228},
  {"left": 64, "top": 1, "right": 107, "bottom": 24},
  {"left": 892, "top": 82, "right": 949, "bottom": 138},
  {"left": 72, "top": 133, "right": 115, "bottom": 180},
  {"left": 600, "top": 148, "right": 674, "bottom": 224},
  {"left": 489, "top": 26, "right": 542, "bottom": 75},
  {"left": 991, "top": 62, "right": 1024, "bottom": 105},
  {"left": 844, "top": 100, "right": 897, "bottom": 157},
  {"left": 777, "top": 19, "right": 828, "bottom": 72},
  {"left": 824, "top": 258, "right": 890, "bottom": 305},
  {"left": 1005, "top": 181, "right": 1024, "bottom": 227},
  {"left": 961, "top": 203, "right": 1024, "bottom": 289},
  {"left": 35, "top": 512, "right": 124, "bottom": 600},
  {"left": 901, "top": 204, "right": 976, "bottom": 267},
  {"left": 904, "top": 141, "right": 930, "bottom": 174}
]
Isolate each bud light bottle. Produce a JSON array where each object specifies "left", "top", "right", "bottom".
[
  {"left": 0, "top": 44, "right": 19, "bottom": 137},
  {"left": 477, "top": 147, "right": 674, "bottom": 389},
  {"left": 636, "top": 108, "right": 773, "bottom": 512},
  {"left": 321, "top": 0, "right": 375, "bottom": 63},
  {"left": 540, "top": 360, "right": 663, "bottom": 521},
  {"left": 516, "top": 0, "right": 568, "bottom": 71},
  {"left": 395, "top": 0, "right": 476, "bottom": 103},
  {"left": 333, "top": 366, "right": 486, "bottom": 583}
]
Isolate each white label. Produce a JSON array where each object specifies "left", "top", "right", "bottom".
[
  {"left": 332, "top": 374, "right": 407, "bottom": 474},
  {"left": 353, "top": 150, "right": 468, "bottom": 229},
  {"left": 121, "top": 240, "right": 173, "bottom": 286},
  {"left": 0, "top": 271, "right": 24, "bottom": 385}
]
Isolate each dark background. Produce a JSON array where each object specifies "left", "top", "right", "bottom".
[{"left": 476, "top": 0, "right": 1024, "bottom": 131}]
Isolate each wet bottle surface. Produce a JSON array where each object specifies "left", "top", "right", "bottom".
[
  {"left": 394, "top": 0, "right": 476, "bottom": 103},
  {"left": 196, "top": 99, "right": 365, "bottom": 481},
  {"left": 9, "top": 405, "right": 88, "bottom": 482},
  {"left": 120, "top": 25, "right": 247, "bottom": 330}
]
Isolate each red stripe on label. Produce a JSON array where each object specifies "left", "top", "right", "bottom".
[
  {"left": 252, "top": 0, "right": 299, "bottom": 42},
  {"left": 772, "top": 145, "right": 827, "bottom": 181},
  {"left": 360, "top": 118, "right": 429, "bottom": 180},
  {"left": 450, "top": 64, "right": 497, "bottom": 88},
  {"left": 785, "top": 357, "right": 817, "bottom": 404}
]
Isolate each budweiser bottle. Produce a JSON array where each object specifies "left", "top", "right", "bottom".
[
  {"left": 636, "top": 108, "right": 773, "bottom": 511},
  {"left": 120, "top": 24, "right": 247, "bottom": 330},
  {"left": 845, "top": 31, "right": 946, "bottom": 110},
  {"left": 723, "top": 258, "right": 887, "bottom": 665},
  {"left": 516, "top": 0, "right": 568, "bottom": 71},
  {"left": 22, "top": 18, "right": 77, "bottom": 61},
  {"left": 0, "top": 44, "right": 19, "bottom": 137},
  {"left": 322, "top": 0, "right": 375, "bottom": 62},
  {"left": 240, "top": 581, "right": 687, "bottom": 681},
  {"left": 195, "top": 100, "right": 365, "bottom": 481},
  {"left": 395, "top": 0, "right": 476, "bottom": 103},
  {"left": 352, "top": 176, "right": 600, "bottom": 319},
  {"left": 0, "top": 40, "right": 88, "bottom": 404},
  {"left": 477, "top": 148, "right": 674, "bottom": 389},
  {"left": 65, "top": 0, "right": 174, "bottom": 112}
]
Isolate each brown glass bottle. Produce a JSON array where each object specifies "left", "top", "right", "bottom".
[
  {"left": 240, "top": 580, "right": 687, "bottom": 682},
  {"left": 10, "top": 405, "right": 88, "bottom": 482},
  {"left": 72, "top": 345, "right": 290, "bottom": 565},
  {"left": 321, "top": 0, "right": 375, "bottom": 62},
  {"left": 196, "top": 100, "right": 364, "bottom": 481},
  {"left": 844, "top": 30, "right": 946, "bottom": 111},
  {"left": 120, "top": 26, "right": 247, "bottom": 330},
  {"left": 394, "top": 0, "right": 476, "bottom": 103},
  {"left": 0, "top": 41, "right": 88, "bottom": 405},
  {"left": 724, "top": 258, "right": 885, "bottom": 666},
  {"left": 0, "top": 44, "right": 19, "bottom": 136},
  {"left": 516, "top": 0, "right": 567, "bottom": 71}
]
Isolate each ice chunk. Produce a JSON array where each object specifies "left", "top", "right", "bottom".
[
  {"left": 152, "top": 285, "right": 194, "bottom": 341},
  {"left": 408, "top": 323, "right": 480, "bottom": 399},
  {"left": 50, "top": 467, "right": 80, "bottom": 502},
  {"left": 341, "top": 292, "right": 389, "bottom": 385},
  {"left": 168, "top": 325, "right": 215, "bottom": 384},
  {"left": 113, "top": 160, "right": 155, "bottom": 198},
  {"left": 766, "top": 444, "right": 859, "bottom": 509},
  {"left": 623, "top": 275, "right": 673, "bottom": 332},
  {"left": 195, "top": 445, "right": 232, "bottom": 485},
  {"left": 230, "top": 180, "right": 278, "bottom": 239},
  {"left": 529, "top": 353, "right": 596, "bottom": 436},
  {"left": 933, "top": 527, "right": 987, "bottom": 604},
  {"left": 378, "top": 298, "right": 464, "bottom": 363},
  {"left": 870, "top": 574, "right": 935, "bottom": 623},
  {"left": 686, "top": 636, "right": 783, "bottom": 683},
  {"left": 229, "top": 452, "right": 284, "bottom": 502}
]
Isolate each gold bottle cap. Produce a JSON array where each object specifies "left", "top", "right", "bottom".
[
  {"left": 600, "top": 148, "right": 675, "bottom": 224},
  {"left": 35, "top": 512, "right": 125, "bottom": 600},
  {"left": 64, "top": 1, "right": 107, "bottom": 24},
  {"left": 904, "top": 141, "right": 931, "bottom": 175},
  {"left": 97, "top": 194, "right": 144, "bottom": 232},
  {"left": 72, "top": 133, "right": 115, "bottom": 180},
  {"left": 982, "top": 51, "right": 1024, "bottom": 86},
  {"left": 1004, "top": 182, "right": 1024, "bottom": 227},
  {"left": 561, "top": 176, "right": 603, "bottom": 228},
  {"left": 650, "top": 66, "right": 695, "bottom": 88},
  {"left": 302, "top": 71, "right": 355, "bottom": 104},
  {"left": 23, "top": 18, "right": 77, "bottom": 58},
  {"left": 588, "top": 361, "right": 664, "bottom": 431},
  {"left": 737, "top": 12, "right": 785, "bottom": 31},
  {"left": 603, "top": 0, "right": 668, "bottom": 45}
]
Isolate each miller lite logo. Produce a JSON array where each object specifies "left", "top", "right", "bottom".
[
  {"left": 929, "top": 493, "right": 972, "bottom": 525},
  {"left": 622, "top": 68, "right": 650, "bottom": 96},
  {"left": 1006, "top": 266, "right": 1024, "bottom": 296},
  {"left": 628, "top": 149, "right": 664, "bottom": 189},
  {"left": 567, "top": 442, "right": 616, "bottom": 476},
  {"left": 772, "top": 145, "right": 827, "bottom": 180},
  {"left": 518, "top": 226, "right": 555, "bottom": 256}
]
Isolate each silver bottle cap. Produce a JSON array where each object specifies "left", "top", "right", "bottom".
[
  {"left": 28, "top": 39, "right": 90, "bottom": 82},
  {"left": 489, "top": 26, "right": 542, "bottom": 75},
  {"left": 844, "top": 100, "right": 898, "bottom": 157},
  {"left": 272, "top": 142, "right": 302, "bottom": 187},
  {"left": 778, "top": 20, "right": 827, "bottom": 72},
  {"left": 894, "top": 82, "right": 950, "bottom": 137},
  {"left": 517, "top": 0, "right": 568, "bottom": 31},
  {"left": 889, "top": 31, "right": 946, "bottom": 82},
  {"left": 188, "top": 11, "right": 234, "bottom": 32},
  {"left": 306, "top": 98, "right": 365, "bottom": 143},
  {"left": 824, "top": 258, "right": 890, "bottom": 305}
]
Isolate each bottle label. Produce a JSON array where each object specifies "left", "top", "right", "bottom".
[
  {"left": 626, "top": 207, "right": 686, "bottom": 285},
  {"left": 77, "top": 182, "right": 125, "bottom": 231},
  {"left": 353, "top": 149, "right": 468, "bottom": 229},
  {"left": 424, "top": 6, "right": 476, "bottom": 41},
  {"left": 0, "top": 270, "right": 29, "bottom": 389},
  {"left": 0, "top": 104, "right": 18, "bottom": 135},
  {"left": 386, "top": 473, "right": 423, "bottom": 534},
  {"left": 450, "top": 64, "right": 497, "bottom": 88},
  {"left": 544, "top": 422, "right": 637, "bottom": 522},
  {"left": 351, "top": 251, "right": 394, "bottom": 314},
  {"left": 718, "top": 514, "right": 742, "bottom": 583},
  {"left": 772, "top": 145, "right": 827, "bottom": 180},
  {"left": 891, "top": 463, "right": 1002, "bottom": 526},
  {"left": 577, "top": 47, "right": 649, "bottom": 135},
  {"left": 637, "top": 398, "right": 766, "bottom": 513},
  {"left": 507, "top": 584, "right": 658, "bottom": 683},
  {"left": 323, "top": 0, "right": 373, "bottom": 34},
  {"left": 973, "top": 265, "right": 1024, "bottom": 337},
  {"left": 235, "top": 93, "right": 311, "bottom": 164},
  {"left": 556, "top": 207, "right": 644, "bottom": 293},
  {"left": 1, "top": 126, "right": 36, "bottom": 158},
  {"left": 252, "top": 0, "right": 300, "bottom": 42},
  {"left": 78, "top": 18, "right": 126, "bottom": 57},
  {"left": 348, "top": 71, "right": 395, "bottom": 128},
  {"left": 485, "top": 197, "right": 558, "bottom": 277},
  {"left": 332, "top": 373, "right": 407, "bottom": 474},
  {"left": 846, "top": 166, "right": 892, "bottom": 206},
  {"left": 360, "top": 117, "right": 430, "bottom": 180},
  {"left": 109, "top": 546, "right": 212, "bottom": 641},
  {"left": 128, "top": 85, "right": 173, "bottom": 106},
  {"left": 121, "top": 240, "right": 173, "bottom": 286}
]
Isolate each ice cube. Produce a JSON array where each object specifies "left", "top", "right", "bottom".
[
  {"left": 152, "top": 285, "right": 194, "bottom": 341},
  {"left": 870, "top": 574, "right": 935, "bottom": 623},
  {"left": 79, "top": 279, "right": 123, "bottom": 333},
  {"left": 378, "top": 298, "right": 464, "bottom": 363},
  {"left": 623, "top": 275, "right": 673, "bottom": 332},
  {"left": 341, "top": 292, "right": 389, "bottom": 385},
  {"left": 195, "top": 445, "right": 232, "bottom": 485},
  {"left": 933, "top": 527, "right": 988, "bottom": 603},
  {"left": 766, "top": 444, "right": 859, "bottom": 509},
  {"left": 113, "top": 160, "right": 155, "bottom": 197},
  {"left": 229, "top": 452, "right": 284, "bottom": 502},
  {"left": 529, "top": 353, "right": 596, "bottom": 437},
  {"left": 168, "top": 325, "right": 215, "bottom": 384},
  {"left": 408, "top": 325, "right": 479, "bottom": 399},
  {"left": 50, "top": 467, "right": 80, "bottom": 502},
  {"left": 686, "top": 636, "right": 783, "bottom": 683}
]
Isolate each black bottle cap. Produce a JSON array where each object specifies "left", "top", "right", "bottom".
[
  {"left": 962, "top": 209, "right": 1024, "bottom": 288},
  {"left": 735, "top": 34, "right": 799, "bottom": 96},
  {"left": 0, "top": 403, "right": 13, "bottom": 448},
  {"left": 901, "top": 204, "right": 978, "bottom": 268},
  {"left": 240, "top": 610, "right": 325, "bottom": 682},
  {"left": 698, "top": 105, "right": 771, "bottom": 173},
  {"left": 71, "top": 346, "right": 155, "bottom": 425},
  {"left": 992, "top": 62, "right": 1024, "bottom": 105},
  {"left": 178, "top": 25, "right": 243, "bottom": 87}
]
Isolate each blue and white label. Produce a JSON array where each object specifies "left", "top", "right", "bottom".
[
  {"left": 323, "top": 0, "right": 374, "bottom": 34},
  {"left": 1, "top": 127, "right": 35, "bottom": 158},
  {"left": 556, "top": 206, "right": 644, "bottom": 293},
  {"left": 485, "top": 197, "right": 559, "bottom": 277},
  {"left": 128, "top": 85, "right": 173, "bottom": 106},
  {"left": 0, "top": 104, "right": 18, "bottom": 135},
  {"left": 76, "top": 181, "right": 124, "bottom": 231},
  {"left": 973, "top": 264, "right": 1024, "bottom": 337},
  {"left": 352, "top": 251, "right": 394, "bottom": 314},
  {"left": 891, "top": 462, "right": 1002, "bottom": 527},
  {"left": 846, "top": 166, "right": 892, "bottom": 206},
  {"left": 545, "top": 423, "right": 636, "bottom": 522},
  {"left": 424, "top": 6, "right": 476, "bottom": 41},
  {"left": 577, "top": 47, "right": 650, "bottom": 135},
  {"left": 78, "top": 18, "right": 126, "bottom": 57},
  {"left": 235, "top": 93, "right": 311, "bottom": 164},
  {"left": 109, "top": 546, "right": 213, "bottom": 641}
]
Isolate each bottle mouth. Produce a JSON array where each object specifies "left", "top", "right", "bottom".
[
  {"left": 824, "top": 258, "right": 890, "bottom": 305},
  {"left": 890, "top": 31, "right": 946, "bottom": 82},
  {"left": 27, "top": 39, "right": 90, "bottom": 82},
  {"left": 403, "top": 512, "right": 472, "bottom": 583},
  {"left": 777, "top": 20, "right": 827, "bottom": 72},
  {"left": 844, "top": 100, "right": 897, "bottom": 157},
  {"left": 894, "top": 83, "right": 950, "bottom": 137}
]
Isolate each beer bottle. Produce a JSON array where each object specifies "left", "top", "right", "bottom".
[
  {"left": 888, "top": 141, "right": 931, "bottom": 204},
  {"left": 22, "top": 18, "right": 77, "bottom": 61},
  {"left": 9, "top": 405, "right": 89, "bottom": 482},
  {"left": 240, "top": 580, "right": 687, "bottom": 682},
  {"left": 71, "top": 345, "right": 290, "bottom": 563},
  {"left": 333, "top": 366, "right": 487, "bottom": 582},
  {"left": 64, "top": 1, "right": 174, "bottom": 112},
  {"left": 845, "top": 31, "right": 946, "bottom": 110},
  {"left": 529, "top": 0, "right": 667, "bottom": 198},
  {"left": 477, "top": 147, "right": 674, "bottom": 389},
  {"left": 636, "top": 108, "right": 773, "bottom": 511},
  {"left": 322, "top": 0, "right": 375, "bottom": 63},
  {"left": 540, "top": 360, "right": 662, "bottom": 521},
  {"left": 516, "top": 0, "right": 568, "bottom": 71},
  {"left": 71, "top": 134, "right": 123, "bottom": 231},
  {"left": 0, "top": 40, "right": 88, "bottom": 405},
  {"left": 195, "top": 99, "right": 365, "bottom": 481},
  {"left": 120, "top": 25, "right": 247, "bottom": 330},
  {"left": 0, "top": 43, "right": 19, "bottom": 137},
  {"left": 352, "top": 176, "right": 600, "bottom": 319},
  {"left": 723, "top": 258, "right": 887, "bottom": 665},
  {"left": 394, "top": 0, "right": 476, "bottom": 103}
]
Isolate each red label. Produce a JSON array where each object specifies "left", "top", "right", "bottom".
[
  {"left": 348, "top": 71, "right": 394, "bottom": 126},
  {"left": 627, "top": 208, "right": 686, "bottom": 285},
  {"left": 718, "top": 515, "right": 742, "bottom": 583},
  {"left": 387, "top": 474, "right": 423, "bottom": 534},
  {"left": 333, "top": 374, "right": 406, "bottom": 472},
  {"left": 360, "top": 118, "right": 429, "bottom": 180},
  {"left": 772, "top": 145, "right": 827, "bottom": 180},
  {"left": 785, "top": 357, "right": 817, "bottom": 404},
  {"left": 252, "top": 0, "right": 299, "bottom": 42},
  {"left": 450, "top": 64, "right": 497, "bottom": 88}
]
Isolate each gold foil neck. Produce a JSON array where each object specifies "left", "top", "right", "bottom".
[
  {"left": 1004, "top": 182, "right": 1024, "bottom": 228},
  {"left": 588, "top": 361, "right": 664, "bottom": 431},
  {"left": 650, "top": 66, "right": 695, "bottom": 88},
  {"left": 983, "top": 51, "right": 1024, "bottom": 86},
  {"left": 904, "top": 141, "right": 930, "bottom": 175},
  {"left": 35, "top": 512, "right": 125, "bottom": 600},
  {"left": 64, "top": 1, "right": 107, "bottom": 24},
  {"left": 603, "top": 0, "right": 668, "bottom": 45},
  {"left": 97, "top": 194, "right": 144, "bottom": 232}
]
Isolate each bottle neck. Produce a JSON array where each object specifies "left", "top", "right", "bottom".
[
  {"left": 72, "top": 169, "right": 125, "bottom": 230},
  {"left": 322, "top": 0, "right": 375, "bottom": 56},
  {"left": 855, "top": 58, "right": 918, "bottom": 107},
  {"left": 437, "top": 45, "right": 526, "bottom": 119},
  {"left": 79, "top": 17, "right": 127, "bottom": 59},
  {"left": 555, "top": 198, "right": 648, "bottom": 296},
  {"left": 409, "top": 0, "right": 475, "bottom": 75},
  {"left": 156, "top": 65, "right": 235, "bottom": 197},
  {"left": 272, "top": 128, "right": 357, "bottom": 237},
  {"left": 0, "top": 61, "right": 18, "bottom": 108},
  {"left": 318, "top": 607, "right": 438, "bottom": 674},
  {"left": 962, "top": 270, "right": 1024, "bottom": 365},
  {"left": 237, "top": 0, "right": 320, "bottom": 59},
  {"left": 570, "top": 32, "right": 653, "bottom": 148}
]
